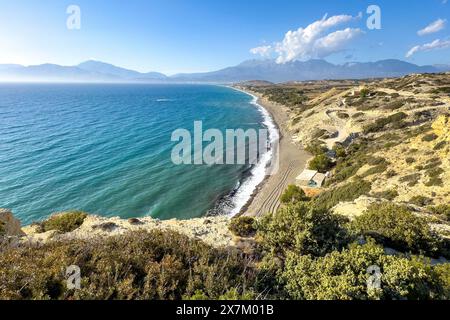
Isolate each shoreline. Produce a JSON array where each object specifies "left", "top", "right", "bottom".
[{"left": 231, "top": 86, "right": 311, "bottom": 217}]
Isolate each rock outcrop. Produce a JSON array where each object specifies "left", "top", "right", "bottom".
[{"left": 0, "top": 209, "right": 25, "bottom": 237}]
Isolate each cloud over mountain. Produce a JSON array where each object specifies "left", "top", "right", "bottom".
[
  {"left": 249, "top": 45, "right": 273, "bottom": 58},
  {"left": 250, "top": 14, "right": 363, "bottom": 63}
]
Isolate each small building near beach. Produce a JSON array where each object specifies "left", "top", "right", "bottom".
[{"left": 296, "top": 169, "right": 327, "bottom": 188}]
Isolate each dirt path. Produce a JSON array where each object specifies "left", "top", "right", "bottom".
[{"left": 323, "top": 109, "right": 350, "bottom": 149}]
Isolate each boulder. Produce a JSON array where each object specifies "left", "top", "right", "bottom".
[{"left": 0, "top": 209, "right": 26, "bottom": 237}]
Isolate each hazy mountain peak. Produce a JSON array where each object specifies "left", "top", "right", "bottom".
[{"left": 1, "top": 58, "right": 448, "bottom": 83}]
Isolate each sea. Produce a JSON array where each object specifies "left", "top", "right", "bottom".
[{"left": 0, "top": 83, "right": 276, "bottom": 225}]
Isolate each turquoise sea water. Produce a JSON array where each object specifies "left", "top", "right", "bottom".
[{"left": 0, "top": 84, "right": 270, "bottom": 225}]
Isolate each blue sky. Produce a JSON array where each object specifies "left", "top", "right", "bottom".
[{"left": 0, "top": 0, "right": 449, "bottom": 74}]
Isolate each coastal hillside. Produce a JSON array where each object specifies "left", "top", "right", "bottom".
[
  {"left": 241, "top": 73, "right": 450, "bottom": 238},
  {"left": 1, "top": 73, "right": 450, "bottom": 300}
]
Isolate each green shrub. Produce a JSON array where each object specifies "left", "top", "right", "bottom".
[
  {"left": 305, "top": 142, "right": 328, "bottom": 156},
  {"left": 422, "top": 133, "right": 438, "bottom": 142},
  {"left": 0, "top": 221, "right": 5, "bottom": 236},
  {"left": 434, "top": 141, "right": 446, "bottom": 150},
  {"left": 435, "top": 263, "right": 450, "bottom": 298},
  {"left": 429, "top": 205, "right": 450, "bottom": 222},
  {"left": 351, "top": 203, "right": 442, "bottom": 257},
  {"left": 257, "top": 203, "right": 349, "bottom": 258},
  {"left": 228, "top": 216, "right": 257, "bottom": 237},
  {"left": 405, "top": 157, "right": 416, "bottom": 164},
  {"left": 363, "top": 112, "right": 408, "bottom": 134},
  {"left": 308, "top": 154, "right": 333, "bottom": 173},
  {"left": 0, "top": 230, "right": 258, "bottom": 300},
  {"left": 385, "top": 170, "right": 397, "bottom": 178},
  {"left": 40, "top": 211, "right": 87, "bottom": 233},
  {"left": 366, "top": 157, "right": 386, "bottom": 166},
  {"left": 372, "top": 189, "right": 399, "bottom": 201},
  {"left": 360, "top": 88, "right": 370, "bottom": 98},
  {"left": 384, "top": 100, "right": 404, "bottom": 110},
  {"left": 423, "top": 157, "right": 442, "bottom": 170},
  {"left": 410, "top": 196, "right": 433, "bottom": 206},
  {"left": 281, "top": 240, "right": 448, "bottom": 300},
  {"left": 312, "top": 179, "right": 372, "bottom": 211},
  {"left": 425, "top": 177, "right": 444, "bottom": 187},
  {"left": 280, "top": 185, "right": 308, "bottom": 205},
  {"left": 361, "top": 163, "right": 388, "bottom": 178},
  {"left": 337, "top": 112, "right": 350, "bottom": 119},
  {"left": 399, "top": 173, "right": 421, "bottom": 187},
  {"left": 424, "top": 167, "right": 444, "bottom": 187},
  {"left": 332, "top": 144, "right": 347, "bottom": 158}
]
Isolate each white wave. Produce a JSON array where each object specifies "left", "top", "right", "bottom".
[
  {"left": 226, "top": 87, "right": 280, "bottom": 217},
  {"left": 156, "top": 98, "right": 175, "bottom": 102}
]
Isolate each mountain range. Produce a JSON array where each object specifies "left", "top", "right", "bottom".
[{"left": 0, "top": 59, "right": 449, "bottom": 83}]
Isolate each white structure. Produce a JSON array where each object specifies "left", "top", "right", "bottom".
[{"left": 296, "top": 169, "right": 327, "bottom": 188}]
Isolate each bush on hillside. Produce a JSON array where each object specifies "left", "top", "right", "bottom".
[
  {"left": 228, "top": 216, "right": 257, "bottom": 237},
  {"left": 40, "top": 211, "right": 87, "bottom": 233},
  {"left": 371, "top": 189, "right": 399, "bottom": 201},
  {"left": 430, "top": 205, "right": 450, "bottom": 222},
  {"left": 0, "top": 230, "right": 258, "bottom": 300},
  {"left": 351, "top": 203, "right": 443, "bottom": 257},
  {"left": 305, "top": 142, "right": 328, "bottom": 156},
  {"left": 312, "top": 179, "right": 372, "bottom": 211},
  {"left": 410, "top": 196, "right": 433, "bottom": 207},
  {"left": 257, "top": 203, "right": 349, "bottom": 258},
  {"left": 422, "top": 133, "right": 438, "bottom": 142},
  {"left": 363, "top": 112, "right": 408, "bottom": 133},
  {"left": 281, "top": 240, "right": 449, "bottom": 300},
  {"left": 280, "top": 185, "right": 309, "bottom": 205},
  {"left": 308, "top": 154, "right": 333, "bottom": 173}
]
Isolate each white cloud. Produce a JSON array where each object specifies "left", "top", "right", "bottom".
[
  {"left": 406, "top": 39, "right": 450, "bottom": 57},
  {"left": 313, "top": 28, "right": 363, "bottom": 58},
  {"left": 250, "top": 14, "right": 363, "bottom": 63},
  {"left": 417, "top": 19, "right": 446, "bottom": 36},
  {"left": 249, "top": 45, "right": 273, "bottom": 58}
]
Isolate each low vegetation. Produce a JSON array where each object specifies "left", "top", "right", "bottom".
[
  {"left": 282, "top": 240, "right": 448, "bottom": 300},
  {"left": 312, "top": 179, "right": 372, "bottom": 211},
  {"left": 228, "top": 216, "right": 257, "bottom": 238},
  {"left": 372, "top": 189, "right": 398, "bottom": 201},
  {"left": 308, "top": 154, "right": 333, "bottom": 173},
  {"left": 39, "top": 211, "right": 87, "bottom": 233},
  {"left": 0, "top": 230, "right": 258, "bottom": 300},
  {"left": 430, "top": 205, "right": 450, "bottom": 222},
  {"left": 363, "top": 112, "right": 408, "bottom": 134},
  {"left": 0, "top": 221, "right": 5, "bottom": 237},
  {"left": 280, "top": 185, "right": 309, "bottom": 205},
  {"left": 351, "top": 203, "right": 445, "bottom": 258}
]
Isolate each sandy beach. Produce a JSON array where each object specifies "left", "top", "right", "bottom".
[{"left": 237, "top": 88, "right": 311, "bottom": 217}]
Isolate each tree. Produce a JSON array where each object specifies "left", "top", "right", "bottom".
[
  {"left": 351, "top": 203, "right": 444, "bottom": 257},
  {"left": 280, "top": 185, "right": 308, "bottom": 205},
  {"left": 308, "top": 154, "right": 333, "bottom": 173},
  {"left": 281, "top": 240, "right": 448, "bottom": 300},
  {"left": 257, "top": 203, "right": 349, "bottom": 258},
  {"left": 228, "top": 216, "right": 257, "bottom": 237}
]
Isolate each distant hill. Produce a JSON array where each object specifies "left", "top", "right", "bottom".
[
  {"left": 0, "top": 59, "right": 448, "bottom": 83},
  {"left": 236, "top": 80, "right": 274, "bottom": 87},
  {"left": 171, "top": 59, "right": 444, "bottom": 83},
  {"left": 77, "top": 60, "right": 167, "bottom": 81}
]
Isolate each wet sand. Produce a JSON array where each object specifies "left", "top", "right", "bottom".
[{"left": 237, "top": 88, "right": 311, "bottom": 217}]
